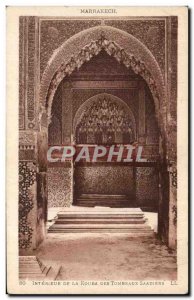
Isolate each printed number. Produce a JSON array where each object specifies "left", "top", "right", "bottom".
[{"left": 19, "top": 280, "right": 26, "bottom": 285}]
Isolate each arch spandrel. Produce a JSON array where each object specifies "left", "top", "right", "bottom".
[{"left": 39, "top": 25, "right": 166, "bottom": 134}]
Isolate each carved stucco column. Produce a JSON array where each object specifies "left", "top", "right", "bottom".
[
  {"left": 157, "top": 160, "right": 177, "bottom": 249},
  {"left": 166, "top": 17, "right": 177, "bottom": 249},
  {"left": 19, "top": 16, "right": 48, "bottom": 254},
  {"left": 62, "top": 81, "right": 74, "bottom": 206},
  {"left": 138, "top": 81, "right": 146, "bottom": 144},
  {"left": 62, "top": 81, "right": 73, "bottom": 145},
  {"left": 168, "top": 164, "right": 177, "bottom": 249}
]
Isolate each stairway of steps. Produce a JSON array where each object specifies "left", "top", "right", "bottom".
[
  {"left": 75, "top": 194, "right": 133, "bottom": 207},
  {"left": 19, "top": 256, "right": 61, "bottom": 280},
  {"left": 48, "top": 207, "right": 154, "bottom": 236}
]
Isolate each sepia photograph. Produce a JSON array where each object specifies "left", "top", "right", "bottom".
[{"left": 6, "top": 6, "right": 188, "bottom": 294}]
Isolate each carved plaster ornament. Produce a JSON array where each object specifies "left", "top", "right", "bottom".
[{"left": 46, "top": 33, "right": 160, "bottom": 127}]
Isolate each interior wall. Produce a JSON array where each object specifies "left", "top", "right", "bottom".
[
  {"left": 74, "top": 164, "right": 134, "bottom": 196},
  {"left": 48, "top": 164, "right": 73, "bottom": 208},
  {"left": 135, "top": 166, "right": 159, "bottom": 211}
]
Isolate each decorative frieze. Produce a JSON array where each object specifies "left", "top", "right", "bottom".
[
  {"left": 19, "top": 131, "right": 36, "bottom": 161},
  {"left": 19, "top": 16, "right": 39, "bottom": 130},
  {"left": 19, "top": 131, "right": 35, "bottom": 145},
  {"left": 70, "top": 80, "right": 138, "bottom": 89}
]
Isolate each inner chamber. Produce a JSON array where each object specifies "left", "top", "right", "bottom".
[{"left": 48, "top": 50, "right": 160, "bottom": 211}]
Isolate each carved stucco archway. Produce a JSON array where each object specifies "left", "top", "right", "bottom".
[
  {"left": 72, "top": 93, "right": 137, "bottom": 142},
  {"left": 39, "top": 25, "right": 166, "bottom": 137},
  {"left": 37, "top": 25, "right": 177, "bottom": 249}
]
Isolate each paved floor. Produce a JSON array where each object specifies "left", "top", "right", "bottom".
[{"left": 36, "top": 233, "right": 177, "bottom": 281}]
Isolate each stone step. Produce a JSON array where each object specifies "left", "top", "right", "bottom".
[
  {"left": 77, "top": 199, "right": 130, "bottom": 203},
  {"left": 77, "top": 200, "right": 129, "bottom": 203},
  {"left": 77, "top": 197, "right": 130, "bottom": 201},
  {"left": 76, "top": 198, "right": 130, "bottom": 200},
  {"left": 20, "top": 268, "right": 45, "bottom": 274},
  {"left": 57, "top": 209, "right": 144, "bottom": 217},
  {"left": 48, "top": 227, "right": 152, "bottom": 231},
  {"left": 19, "top": 274, "right": 46, "bottom": 280},
  {"left": 55, "top": 218, "right": 146, "bottom": 224},
  {"left": 19, "top": 266, "right": 43, "bottom": 271},
  {"left": 48, "top": 228, "right": 154, "bottom": 235},
  {"left": 76, "top": 202, "right": 131, "bottom": 208},
  {"left": 80, "top": 194, "right": 128, "bottom": 199},
  {"left": 78, "top": 197, "right": 129, "bottom": 201},
  {"left": 49, "top": 223, "right": 151, "bottom": 229},
  {"left": 19, "top": 264, "right": 46, "bottom": 274},
  {"left": 19, "top": 256, "right": 61, "bottom": 280},
  {"left": 48, "top": 208, "right": 153, "bottom": 236},
  {"left": 57, "top": 214, "right": 144, "bottom": 219},
  {"left": 76, "top": 194, "right": 132, "bottom": 208}
]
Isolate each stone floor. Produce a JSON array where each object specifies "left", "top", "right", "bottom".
[{"left": 36, "top": 233, "right": 177, "bottom": 281}]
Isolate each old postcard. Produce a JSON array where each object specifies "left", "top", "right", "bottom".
[{"left": 7, "top": 6, "right": 188, "bottom": 294}]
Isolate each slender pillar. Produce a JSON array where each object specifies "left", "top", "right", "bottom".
[
  {"left": 138, "top": 81, "right": 146, "bottom": 143},
  {"left": 61, "top": 82, "right": 74, "bottom": 206},
  {"left": 62, "top": 82, "right": 73, "bottom": 145},
  {"left": 168, "top": 164, "right": 177, "bottom": 249}
]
